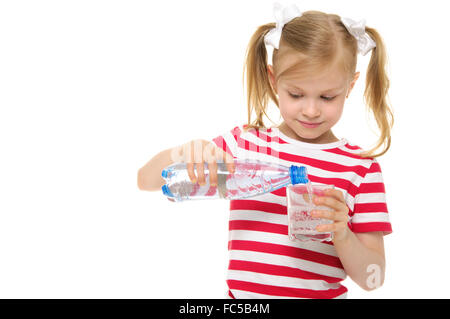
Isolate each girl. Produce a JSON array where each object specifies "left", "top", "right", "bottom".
[{"left": 138, "top": 3, "right": 393, "bottom": 299}]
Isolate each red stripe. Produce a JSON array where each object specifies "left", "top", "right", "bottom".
[
  {"left": 236, "top": 132, "right": 280, "bottom": 159},
  {"left": 344, "top": 143, "right": 362, "bottom": 151},
  {"left": 367, "top": 161, "right": 381, "bottom": 173},
  {"left": 354, "top": 202, "right": 388, "bottom": 213},
  {"left": 230, "top": 199, "right": 286, "bottom": 215},
  {"left": 351, "top": 222, "right": 392, "bottom": 233},
  {"left": 359, "top": 182, "right": 386, "bottom": 193},
  {"left": 248, "top": 127, "right": 273, "bottom": 144},
  {"left": 229, "top": 220, "right": 287, "bottom": 235},
  {"left": 212, "top": 135, "right": 234, "bottom": 158},
  {"left": 229, "top": 260, "right": 342, "bottom": 283},
  {"left": 303, "top": 177, "right": 359, "bottom": 198},
  {"left": 348, "top": 207, "right": 354, "bottom": 217},
  {"left": 231, "top": 125, "right": 244, "bottom": 142},
  {"left": 227, "top": 279, "right": 347, "bottom": 299},
  {"left": 277, "top": 151, "right": 368, "bottom": 177},
  {"left": 229, "top": 240, "right": 343, "bottom": 269}
]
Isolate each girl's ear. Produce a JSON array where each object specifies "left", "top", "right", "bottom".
[
  {"left": 267, "top": 65, "right": 278, "bottom": 95},
  {"left": 346, "top": 71, "right": 360, "bottom": 98}
]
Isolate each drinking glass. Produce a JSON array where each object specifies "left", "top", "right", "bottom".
[{"left": 287, "top": 184, "right": 335, "bottom": 242}]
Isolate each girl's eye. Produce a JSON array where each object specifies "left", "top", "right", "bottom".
[
  {"left": 289, "top": 93, "right": 302, "bottom": 99},
  {"left": 288, "top": 93, "right": 336, "bottom": 101}
]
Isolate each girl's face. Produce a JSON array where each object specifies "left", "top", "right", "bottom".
[{"left": 268, "top": 63, "right": 359, "bottom": 144}]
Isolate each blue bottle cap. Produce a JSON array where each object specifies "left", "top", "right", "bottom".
[
  {"left": 161, "top": 184, "right": 174, "bottom": 197},
  {"left": 289, "top": 165, "right": 309, "bottom": 184},
  {"left": 161, "top": 168, "right": 168, "bottom": 178}
]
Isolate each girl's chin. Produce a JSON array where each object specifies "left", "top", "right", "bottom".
[{"left": 291, "top": 130, "right": 324, "bottom": 142}]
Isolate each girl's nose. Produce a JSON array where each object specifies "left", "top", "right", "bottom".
[{"left": 302, "top": 99, "right": 321, "bottom": 118}]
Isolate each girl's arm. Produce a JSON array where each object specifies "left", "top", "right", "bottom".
[
  {"left": 333, "top": 231, "right": 385, "bottom": 291},
  {"left": 138, "top": 147, "right": 175, "bottom": 192},
  {"left": 311, "top": 189, "right": 386, "bottom": 290}
]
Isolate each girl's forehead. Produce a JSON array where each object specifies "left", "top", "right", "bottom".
[
  {"left": 278, "top": 65, "right": 347, "bottom": 83},
  {"left": 280, "top": 72, "right": 348, "bottom": 91}
]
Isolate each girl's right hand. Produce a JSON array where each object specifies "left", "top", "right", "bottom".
[{"left": 170, "top": 139, "right": 235, "bottom": 186}]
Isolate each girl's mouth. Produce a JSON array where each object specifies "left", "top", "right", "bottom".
[{"left": 297, "top": 120, "right": 322, "bottom": 128}]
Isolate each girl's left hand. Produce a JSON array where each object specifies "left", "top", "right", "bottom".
[{"left": 310, "top": 188, "right": 350, "bottom": 242}]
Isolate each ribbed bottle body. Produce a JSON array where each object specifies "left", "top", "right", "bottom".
[{"left": 161, "top": 159, "right": 307, "bottom": 202}]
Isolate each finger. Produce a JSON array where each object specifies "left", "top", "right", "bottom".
[
  {"left": 202, "top": 141, "right": 217, "bottom": 163},
  {"left": 311, "top": 209, "right": 347, "bottom": 223},
  {"left": 316, "top": 221, "right": 346, "bottom": 233},
  {"left": 302, "top": 192, "right": 311, "bottom": 202},
  {"left": 310, "top": 209, "right": 336, "bottom": 221},
  {"left": 226, "top": 162, "right": 235, "bottom": 175},
  {"left": 314, "top": 194, "right": 347, "bottom": 212},
  {"left": 215, "top": 148, "right": 235, "bottom": 174},
  {"left": 186, "top": 141, "right": 198, "bottom": 183},
  {"left": 182, "top": 140, "right": 194, "bottom": 164},
  {"left": 323, "top": 188, "right": 345, "bottom": 203},
  {"left": 207, "top": 161, "right": 218, "bottom": 186},
  {"left": 192, "top": 140, "right": 203, "bottom": 165},
  {"left": 196, "top": 162, "right": 206, "bottom": 186},
  {"left": 186, "top": 162, "right": 197, "bottom": 183}
]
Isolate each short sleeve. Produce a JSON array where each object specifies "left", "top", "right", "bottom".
[
  {"left": 350, "top": 159, "right": 392, "bottom": 235},
  {"left": 210, "top": 124, "right": 244, "bottom": 159}
]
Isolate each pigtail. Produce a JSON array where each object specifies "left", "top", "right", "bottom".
[
  {"left": 360, "top": 27, "right": 394, "bottom": 158},
  {"left": 242, "top": 23, "right": 279, "bottom": 133}
]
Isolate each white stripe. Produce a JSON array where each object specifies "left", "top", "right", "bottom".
[
  {"left": 222, "top": 130, "right": 239, "bottom": 157},
  {"left": 351, "top": 212, "right": 390, "bottom": 224},
  {"left": 249, "top": 191, "right": 288, "bottom": 206},
  {"left": 227, "top": 269, "right": 342, "bottom": 291},
  {"left": 229, "top": 209, "right": 287, "bottom": 226},
  {"left": 229, "top": 249, "right": 346, "bottom": 280},
  {"left": 363, "top": 172, "right": 384, "bottom": 183},
  {"left": 356, "top": 192, "right": 386, "bottom": 203},
  {"left": 229, "top": 229, "right": 339, "bottom": 257}
]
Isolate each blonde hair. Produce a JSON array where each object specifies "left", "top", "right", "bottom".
[{"left": 242, "top": 10, "right": 393, "bottom": 158}]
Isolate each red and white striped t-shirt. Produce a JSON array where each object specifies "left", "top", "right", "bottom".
[{"left": 211, "top": 124, "right": 392, "bottom": 299}]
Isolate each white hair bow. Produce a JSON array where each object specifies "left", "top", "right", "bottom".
[
  {"left": 264, "top": 2, "right": 376, "bottom": 56},
  {"left": 263, "top": 2, "right": 302, "bottom": 50},
  {"left": 340, "top": 17, "right": 376, "bottom": 56}
]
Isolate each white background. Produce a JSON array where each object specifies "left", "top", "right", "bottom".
[{"left": 0, "top": 0, "right": 449, "bottom": 298}]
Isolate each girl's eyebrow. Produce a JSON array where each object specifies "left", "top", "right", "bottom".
[{"left": 287, "top": 84, "right": 343, "bottom": 93}]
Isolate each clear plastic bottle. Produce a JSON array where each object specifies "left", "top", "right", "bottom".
[{"left": 161, "top": 159, "right": 309, "bottom": 202}]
